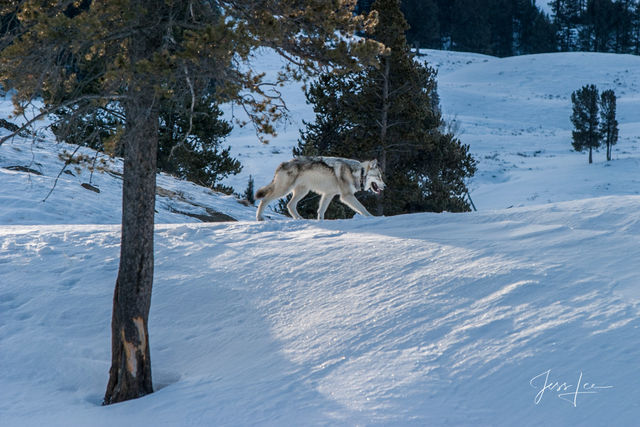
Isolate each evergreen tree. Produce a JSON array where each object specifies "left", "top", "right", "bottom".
[
  {"left": 514, "top": 0, "right": 559, "bottom": 54},
  {"left": 0, "top": 0, "right": 383, "bottom": 405},
  {"left": 612, "top": 0, "right": 635, "bottom": 53},
  {"left": 450, "top": 0, "right": 492, "bottom": 54},
  {"left": 401, "top": 0, "right": 441, "bottom": 50},
  {"left": 552, "top": 0, "right": 584, "bottom": 50},
  {"left": 599, "top": 89, "right": 619, "bottom": 161},
  {"left": 486, "top": 0, "right": 516, "bottom": 57},
  {"left": 579, "top": 0, "right": 617, "bottom": 51},
  {"left": 244, "top": 175, "right": 255, "bottom": 205},
  {"left": 571, "top": 84, "right": 601, "bottom": 163},
  {"left": 293, "top": 0, "right": 476, "bottom": 218},
  {"left": 632, "top": 1, "right": 640, "bottom": 54},
  {"left": 156, "top": 95, "right": 240, "bottom": 193},
  {"left": 365, "top": 0, "right": 640, "bottom": 57}
]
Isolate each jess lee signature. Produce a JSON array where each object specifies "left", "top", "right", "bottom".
[{"left": 530, "top": 369, "right": 613, "bottom": 407}]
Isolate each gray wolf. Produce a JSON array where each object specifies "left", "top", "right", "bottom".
[{"left": 255, "top": 156, "right": 385, "bottom": 221}]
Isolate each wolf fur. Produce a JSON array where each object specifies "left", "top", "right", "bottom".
[{"left": 255, "top": 156, "right": 385, "bottom": 221}]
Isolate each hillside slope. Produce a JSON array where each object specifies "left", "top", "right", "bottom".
[
  {"left": 0, "top": 122, "right": 258, "bottom": 225},
  {"left": 1, "top": 197, "right": 639, "bottom": 425}
]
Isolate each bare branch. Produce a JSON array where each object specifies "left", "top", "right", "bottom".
[
  {"left": 42, "top": 144, "right": 81, "bottom": 203},
  {"left": 169, "top": 64, "right": 196, "bottom": 159}
]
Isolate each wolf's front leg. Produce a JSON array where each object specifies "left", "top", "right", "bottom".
[
  {"left": 340, "top": 194, "right": 372, "bottom": 217},
  {"left": 317, "top": 193, "right": 336, "bottom": 220}
]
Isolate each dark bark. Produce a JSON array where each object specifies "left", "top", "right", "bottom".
[
  {"left": 376, "top": 58, "right": 391, "bottom": 217},
  {"left": 103, "top": 89, "right": 158, "bottom": 405}
]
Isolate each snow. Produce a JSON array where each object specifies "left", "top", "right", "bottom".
[
  {"left": 536, "top": 0, "right": 554, "bottom": 17},
  {"left": 2, "top": 48, "right": 640, "bottom": 425}
]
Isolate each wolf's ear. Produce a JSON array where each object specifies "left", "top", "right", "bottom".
[{"left": 370, "top": 159, "right": 377, "bottom": 167}]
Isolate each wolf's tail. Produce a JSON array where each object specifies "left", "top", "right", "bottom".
[{"left": 255, "top": 182, "right": 274, "bottom": 200}]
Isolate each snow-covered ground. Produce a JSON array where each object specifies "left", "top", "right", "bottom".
[{"left": 2, "top": 48, "right": 640, "bottom": 426}]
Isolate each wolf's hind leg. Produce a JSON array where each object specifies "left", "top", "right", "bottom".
[{"left": 256, "top": 174, "right": 295, "bottom": 221}]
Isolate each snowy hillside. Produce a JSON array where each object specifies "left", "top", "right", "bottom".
[
  {"left": 2, "top": 48, "right": 640, "bottom": 426},
  {"left": 0, "top": 97, "right": 258, "bottom": 224},
  {"left": 436, "top": 51, "right": 640, "bottom": 210}
]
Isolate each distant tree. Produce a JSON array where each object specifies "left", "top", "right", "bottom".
[
  {"left": 486, "top": 0, "right": 517, "bottom": 57},
  {"left": 514, "top": 0, "right": 559, "bottom": 54},
  {"left": 612, "top": 0, "right": 635, "bottom": 53},
  {"left": 599, "top": 89, "right": 619, "bottom": 161},
  {"left": 0, "top": 0, "right": 383, "bottom": 405},
  {"left": 632, "top": 1, "right": 640, "bottom": 54},
  {"left": 244, "top": 175, "right": 255, "bottom": 205},
  {"left": 362, "top": 0, "right": 640, "bottom": 56},
  {"left": 579, "top": 0, "right": 618, "bottom": 52},
  {"left": 449, "top": 0, "right": 492, "bottom": 54},
  {"left": 401, "top": 0, "right": 441, "bottom": 50},
  {"left": 293, "top": 0, "right": 476, "bottom": 218},
  {"left": 571, "top": 84, "right": 601, "bottom": 163},
  {"left": 552, "top": 0, "right": 584, "bottom": 50}
]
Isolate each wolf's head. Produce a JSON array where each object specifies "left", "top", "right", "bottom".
[{"left": 363, "top": 159, "right": 385, "bottom": 195}]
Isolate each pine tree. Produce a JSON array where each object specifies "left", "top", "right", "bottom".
[
  {"left": 401, "top": 0, "right": 441, "bottom": 50},
  {"left": 244, "top": 175, "right": 255, "bottom": 205},
  {"left": 632, "top": 1, "right": 640, "bottom": 54},
  {"left": 612, "top": 0, "right": 635, "bottom": 53},
  {"left": 156, "top": 95, "right": 240, "bottom": 193},
  {"left": 599, "top": 89, "right": 619, "bottom": 161},
  {"left": 579, "top": 0, "right": 617, "bottom": 52},
  {"left": 514, "top": 0, "right": 558, "bottom": 54},
  {"left": 293, "top": 0, "right": 476, "bottom": 218},
  {"left": 552, "top": 0, "right": 583, "bottom": 50},
  {"left": 571, "top": 84, "right": 601, "bottom": 163},
  {"left": 450, "top": 0, "right": 492, "bottom": 54},
  {"left": 0, "top": 0, "right": 383, "bottom": 405}
]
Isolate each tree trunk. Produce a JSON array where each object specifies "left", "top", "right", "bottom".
[
  {"left": 104, "top": 0, "right": 161, "bottom": 404},
  {"left": 103, "top": 90, "right": 158, "bottom": 405},
  {"left": 377, "top": 57, "right": 391, "bottom": 217},
  {"left": 589, "top": 146, "right": 593, "bottom": 164}
]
